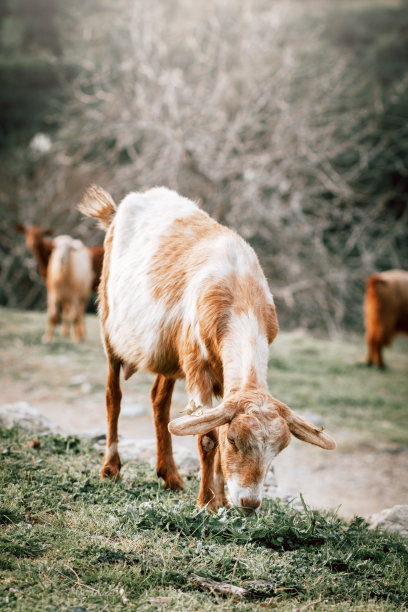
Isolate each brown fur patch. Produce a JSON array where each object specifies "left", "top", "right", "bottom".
[
  {"left": 364, "top": 270, "right": 408, "bottom": 367},
  {"left": 88, "top": 245, "right": 104, "bottom": 292},
  {"left": 18, "top": 225, "right": 54, "bottom": 279},
  {"left": 183, "top": 348, "right": 218, "bottom": 404},
  {"left": 146, "top": 320, "right": 183, "bottom": 377},
  {"left": 149, "top": 212, "right": 223, "bottom": 309}
]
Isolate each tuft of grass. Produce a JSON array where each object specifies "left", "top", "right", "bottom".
[{"left": 1, "top": 426, "right": 407, "bottom": 611}]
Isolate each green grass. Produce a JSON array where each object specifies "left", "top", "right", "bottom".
[
  {"left": 268, "top": 331, "right": 408, "bottom": 446},
  {"left": 1, "top": 427, "right": 407, "bottom": 611}
]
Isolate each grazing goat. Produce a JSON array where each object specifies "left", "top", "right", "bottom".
[
  {"left": 364, "top": 269, "right": 408, "bottom": 368},
  {"left": 15, "top": 224, "right": 104, "bottom": 292},
  {"left": 79, "top": 186, "right": 336, "bottom": 513},
  {"left": 43, "top": 235, "right": 94, "bottom": 343}
]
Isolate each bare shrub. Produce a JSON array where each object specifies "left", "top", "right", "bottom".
[{"left": 3, "top": 0, "right": 407, "bottom": 333}]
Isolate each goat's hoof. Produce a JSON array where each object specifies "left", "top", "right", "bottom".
[
  {"left": 198, "top": 497, "right": 217, "bottom": 513},
  {"left": 42, "top": 335, "right": 52, "bottom": 344},
  {"left": 163, "top": 474, "right": 184, "bottom": 491},
  {"left": 101, "top": 462, "right": 121, "bottom": 480}
]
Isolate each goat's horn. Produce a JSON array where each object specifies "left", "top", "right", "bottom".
[{"left": 169, "top": 403, "right": 233, "bottom": 436}]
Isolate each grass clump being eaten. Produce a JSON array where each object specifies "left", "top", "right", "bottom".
[{"left": 1, "top": 426, "right": 407, "bottom": 611}]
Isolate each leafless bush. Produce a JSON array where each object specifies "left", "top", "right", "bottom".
[{"left": 2, "top": 0, "right": 407, "bottom": 334}]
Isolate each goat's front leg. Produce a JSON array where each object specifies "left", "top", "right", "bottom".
[
  {"left": 151, "top": 374, "right": 184, "bottom": 491},
  {"left": 183, "top": 357, "right": 219, "bottom": 509},
  {"left": 69, "top": 299, "right": 83, "bottom": 344},
  {"left": 61, "top": 302, "right": 70, "bottom": 337},
  {"left": 198, "top": 430, "right": 219, "bottom": 512},
  {"left": 75, "top": 299, "right": 87, "bottom": 342},
  {"left": 101, "top": 353, "right": 122, "bottom": 479}
]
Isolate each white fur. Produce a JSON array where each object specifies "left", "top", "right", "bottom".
[
  {"left": 106, "top": 188, "right": 197, "bottom": 367},
  {"left": 105, "top": 442, "right": 118, "bottom": 460},
  {"left": 227, "top": 474, "right": 264, "bottom": 509},
  {"left": 222, "top": 310, "right": 269, "bottom": 393},
  {"left": 50, "top": 235, "right": 93, "bottom": 298}
]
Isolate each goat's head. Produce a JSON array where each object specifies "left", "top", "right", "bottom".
[
  {"left": 168, "top": 391, "right": 335, "bottom": 514},
  {"left": 14, "top": 224, "right": 54, "bottom": 251}
]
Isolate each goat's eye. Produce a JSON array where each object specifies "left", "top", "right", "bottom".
[{"left": 228, "top": 437, "right": 237, "bottom": 448}]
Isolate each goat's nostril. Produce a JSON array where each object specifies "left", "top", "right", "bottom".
[{"left": 240, "top": 497, "right": 261, "bottom": 514}]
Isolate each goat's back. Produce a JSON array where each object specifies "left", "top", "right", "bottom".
[
  {"left": 364, "top": 269, "right": 408, "bottom": 339},
  {"left": 103, "top": 188, "right": 273, "bottom": 373},
  {"left": 48, "top": 235, "right": 93, "bottom": 300}
]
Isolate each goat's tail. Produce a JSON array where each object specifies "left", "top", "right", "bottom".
[{"left": 78, "top": 185, "right": 117, "bottom": 230}]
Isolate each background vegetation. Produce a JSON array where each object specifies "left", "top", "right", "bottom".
[{"left": 1, "top": 0, "right": 408, "bottom": 332}]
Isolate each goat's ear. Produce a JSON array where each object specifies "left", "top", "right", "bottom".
[
  {"left": 168, "top": 404, "right": 233, "bottom": 436},
  {"left": 277, "top": 401, "right": 336, "bottom": 450},
  {"left": 43, "top": 228, "right": 54, "bottom": 237},
  {"left": 14, "top": 223, "right": 25, "bottom": 234}
]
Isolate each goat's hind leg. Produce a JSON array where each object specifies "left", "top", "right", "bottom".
[
  {"left": 42, "top": 292, "right": 60, "bottom": 343},
  {"left": 151, "top": 374, "right": 184, "bottom": 491},
  {"left": 101, "top": 352, "right": 122, "bottom": 479}
]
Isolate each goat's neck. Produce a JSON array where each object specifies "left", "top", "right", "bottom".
[
  {"left": 221, "top": 311, "right": 269, "bottom": 396},
  {"left": 32, "top": 240, "right": 52, "bottom": 278}
]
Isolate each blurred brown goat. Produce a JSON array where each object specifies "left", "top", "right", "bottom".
[
  {"left": 15, "top": 224, "right": 104, "bottom": 291},
  {"left": 15, "top": 224, "right": 104, "bottom": 342},
  {"left": 364, "top": 269, "right": 408, "bottom": 368},
  {"left": 14, "top": 224, "right": 53, "bottom": 279}
]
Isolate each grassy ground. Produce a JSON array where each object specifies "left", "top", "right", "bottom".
[
  {"left": 268, "top": 330, "right": 408, "bottom": 447},
  {"left": 1, "top": 426, "right": 408, "bottom": 612}
]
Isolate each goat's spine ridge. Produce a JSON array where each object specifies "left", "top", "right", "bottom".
[{"left": 78, "top": 185, "right": 117, "bottom": 230}]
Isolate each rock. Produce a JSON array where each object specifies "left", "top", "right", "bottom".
[
  {"left": 116, "top": 438, "right": 200, "bottom": 472},
  {"left": 368, "top": 505, "right": 408, "bottom": 539},
  {"left": 68, "top": 374, "right": 87, "bottom": 387},
  {"left": 0, "top": 402, "right": 61, "bottom": 434}
]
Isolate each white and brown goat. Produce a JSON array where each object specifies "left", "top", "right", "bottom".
[{"left": 79, "top": 186, "right": 336, "bottom": 513}]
